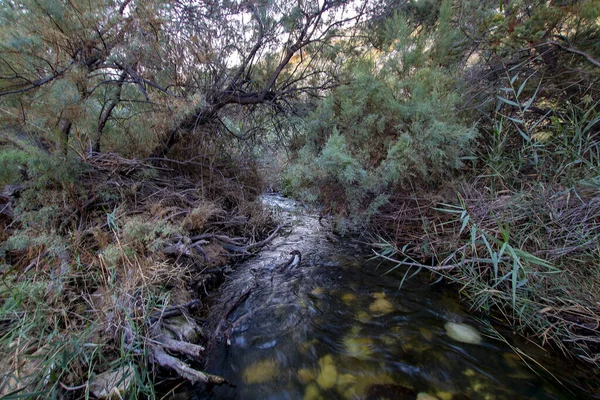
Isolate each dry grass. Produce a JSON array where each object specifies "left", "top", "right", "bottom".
[{"left": 0, "top": 152, "right": 274, "bottom": 398}]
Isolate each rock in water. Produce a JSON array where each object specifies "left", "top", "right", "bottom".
[
  {"left": 444, "top": 322, "right": 482, "bottom": 345},
  {"left": 417, "top": 393, "right": 440, "bottom": 400}
]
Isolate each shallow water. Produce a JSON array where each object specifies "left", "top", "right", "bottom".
[{"left": 192, "top": 194, "right": 596, "bottom": 400}]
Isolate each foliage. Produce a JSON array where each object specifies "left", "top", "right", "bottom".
[
  {"left": 373, "top": 65, "right": 600, "bottom": 367},
  {"left": 283, "top": 2, "right": 475, "bottom": 230}
]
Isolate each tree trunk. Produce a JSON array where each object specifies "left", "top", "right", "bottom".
[
  {"left": 58, "top": 118, "right": 72, "bottom": 156},
  {"left": 94, "top": 72, "right": 126, "bottom": 153}
]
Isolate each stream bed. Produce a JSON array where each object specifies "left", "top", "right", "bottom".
[{"left": 192, "top": 194, "right": 596, "bottom": 400}]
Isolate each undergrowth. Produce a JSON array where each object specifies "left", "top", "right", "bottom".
[
  {"left": 372, "top": 71, "right": 600, "bottom": 368},
  {"left": 0, "top": 145, "right": 273, "bottom": 398}
]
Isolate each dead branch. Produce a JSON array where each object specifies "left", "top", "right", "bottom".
[
  {"left": 152, "top": 335, "right": 205, "bottom": 357},
  {"left": 213, "top": 286, "right": 254, "bottom": 341},
  {"left": 245, "top": 225, "right": 281, "bottom": 250},
  {"left": 149, "top": 300, "right": 201, "bottom": 323},
  {"left": 151, "top": 346, "right": 228, "bottom": 385},
  {"left": 545, "top": 41, "right": 600, "bottom": 69},
  {"left": 147, "top": 299, "right": 229, "bottom": 386}
]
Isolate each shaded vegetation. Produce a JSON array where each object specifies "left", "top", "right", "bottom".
[
  {"left": 282, "top": 0, "right": 600, "bottom": 377},
  {"left": 1, "top": 0, "right": 599, "bottom": 397}
]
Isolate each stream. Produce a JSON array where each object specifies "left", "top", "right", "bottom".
[{"left": 191, "top": 194, "right": 596, "bottom": 400}]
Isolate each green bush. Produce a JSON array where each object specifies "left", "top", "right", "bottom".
[{"left": 284, "top": 68, "right": 475, "bottom": 230}]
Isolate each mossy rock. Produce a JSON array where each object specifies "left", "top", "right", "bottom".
[
  {"left": 369, "top": 298, "right": 394, "bottom": 315},
  {"left": 242, "top": 359, "right": 279, "bottom": 384}
]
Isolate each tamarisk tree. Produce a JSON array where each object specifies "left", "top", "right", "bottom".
[{"left": 0, "top": 0, "right": 368, "bottom": 157}]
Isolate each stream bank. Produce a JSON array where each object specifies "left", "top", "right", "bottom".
[{"left": 184, "top": 194, "right": 598, "bottom": 400}]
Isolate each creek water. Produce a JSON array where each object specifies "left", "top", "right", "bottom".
[{"left": 192, "top": 194, "right": 596, "bottom": 400}]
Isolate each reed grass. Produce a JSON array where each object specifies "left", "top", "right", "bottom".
[{"left": 373, "top": 72, "right": 600, "bottom": 367}]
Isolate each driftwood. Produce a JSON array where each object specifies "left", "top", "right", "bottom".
[
  {"left": 189, "top": 225, "right": 282, "bottom": 255},
  {"left": 146, "top": 300, "right": 230, "bottom": 386},
  {"left": 213, "top": 286, "right": 254, "bottom": 341},
  {"left": 161, "top": 225, "right": 282, "bottom": 261},
  {"left": 151, "top": 346, "right": 227, "bottom": 385}
]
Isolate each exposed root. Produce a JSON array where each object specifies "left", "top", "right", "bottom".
[
  {"left": 148, "top": 301, "right": 229, "bottom": 386},
  {"left": 150, "top": 346, "right": 228, "bottom": 385}
]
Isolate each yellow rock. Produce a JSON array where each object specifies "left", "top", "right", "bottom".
[
  {"left": 372, "top": 292, "right": 386, "bottom": 299},
  {"left": 297, "top": 368, "right": 315, "bottom": 384},
  {"left": 317, "top": 364, "right": 338, "bottom": 389},
  {"left": 356, "top": 311, "right": 371, "bottom": 323},
  {"left": 369, "top": 298, "right": 394, "bottom": 315},
  {"left": 463, "top": 368, "right": 476, "bottom": 377},
  {"left": 337, "top": 373, "right": 356, "bottom": 390},
  {"left": 311, "top": 287, "right": 324, "bottom": 296},
  {"left": 417, "top": 393, "right": 439, "bottom": 400},
  {"left": 341, "top": 293, "right": 357, "bottom": 305},
  {"left": 343, "top": 337, "right": 373, "bottom": 359},
  {"left": 419, "top": 327, "right": 434, "bottom": 341},
  {"left": 318, "top": 354, "right": 335, "bottom": 368},
  {"left": 304, "top": 383, "right": 323, "bottom": 400},
  {"left": 436, "top": 391, "right": 453, "bottom": 400},
  {"left": 242, "top": 359, "right": 278, "bottom": 384}
]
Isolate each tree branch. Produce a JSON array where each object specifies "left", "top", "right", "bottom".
[{"left": 542, "top": 41, "right": 600, "bottom": 68}]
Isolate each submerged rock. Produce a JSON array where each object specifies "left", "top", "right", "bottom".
[
  {"left": 242, "top": 359, "right": 279, "bottom": 384},
  {"left": 343, "top": 337, "right": 374, "bottom": 359},
  {"left": 297, "top": 368, "right": 315, "bottom": 384},
  {"left": 417, "top": 393, "right": 439, "bottom": 400},
  {"left": 304, "top": 383, "right": 323, "bottom": 400},
  {"left": 341, "top": 293, "right": 357, "bottom": 305},
  {"left": 317, "top": 364, "right": 338, "bottom": 389},
  {"left": 316, "top": 354, "right": 338, "bottom": 389},
  {"left": 369, "top": 298, "right": 394, "bottom": 315},
  {"left": 318, "top": 354, "right": 335, "bottom": 368},
  {"left": 356, "top": 311, "right": 371, "bottom": 323},
  {"left": 444, "top": 322, "right": 482, "bottom": 345},
  {"left": 337, "top": 373, "right": 357, "bottom": 390}
]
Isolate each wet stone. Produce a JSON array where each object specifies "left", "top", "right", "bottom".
[
  {"left": 444, "top": 322, "right": 482, "bottom": 345},
  {"left": 242, "top": 359, "right": 279, "bottom": 384},
  {"left": 369, "top": 298, "right": 395, "bottom": 315},
  {"left": 297, "top": 368, "right": 315, "bottom": 384}
]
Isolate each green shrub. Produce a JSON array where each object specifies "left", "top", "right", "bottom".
[{"left": 284, "top": 68, "right": 475, "bottom": 230}]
